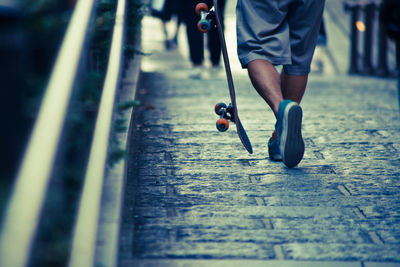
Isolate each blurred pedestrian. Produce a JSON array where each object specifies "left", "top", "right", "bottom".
[
  {"left": 151, "top": 0, "right": 181, "bottom": 49},
  {"left": 236, "top": 0, "right": 325, "bottom": 168},
  {"left": 380, "top": 0, "right": 400, "bottom": 110},
  {"left": 180, "top": 0, "right": 226, "bottom": 76},
  {"left": 317, "top": 18, "right": 327, "bottom": 46}
]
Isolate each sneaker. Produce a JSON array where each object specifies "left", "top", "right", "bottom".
[
  {"left": 268, "top": 137, "right": 282, "bottom": 161},
  {"left": 189, "top": 67, "right": 203, "bottom": 80},
  {"left": 275, "top": 100, "right": 305, "bottom": 168}
]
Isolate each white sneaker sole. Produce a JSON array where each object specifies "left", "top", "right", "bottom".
[{"left": 279, "top": 103, "right": 305, "bottom": 168}]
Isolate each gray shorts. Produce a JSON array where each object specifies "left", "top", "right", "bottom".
[{"left": 236, "top": 0, "right": 325, "bottom": 75}]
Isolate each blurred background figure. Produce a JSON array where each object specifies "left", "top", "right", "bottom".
[
  {"left": 380, "top": 0, "right": 400, "bottom": 109},
  {"left": 317, "top": 19, "right": 327, "bottom": 46},
  {"left": 150, "top": 0, "right": 181, "bottom": 50},
  {"left": 180, "top": 0, "right": 226, "bottom": 78},
  {"left": 312, "top": 17, "right": 329, "bottom": 73}
]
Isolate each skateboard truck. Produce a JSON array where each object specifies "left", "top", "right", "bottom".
[
  {"left": 214, "top": 102, "right": 234, "bottom": 132},
  {"left": 195, "top": 3, "right": 214, "bottom": 33}
]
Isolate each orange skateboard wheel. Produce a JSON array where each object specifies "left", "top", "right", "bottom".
[
  {"left": 195, "top": 3, "right": 209, "bottom": 15},
  {"left": 197, "top": 20, "right": 210, "bottom": 33},
  {"left": 214, "top": 102, "right": 226, "bottom": 115},
  {"left": 216, "top": 118, "right": 229, "bottom": 132}
]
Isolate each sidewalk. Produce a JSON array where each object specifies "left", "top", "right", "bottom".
[{"left": 119, "top": 2, "right": 400, "bottom": 266}]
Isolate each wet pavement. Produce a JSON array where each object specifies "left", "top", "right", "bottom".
[{"left": 119, "top": 1, "right": 400, "bottom": 266}]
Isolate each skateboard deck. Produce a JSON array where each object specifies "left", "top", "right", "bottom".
[{"left": 196, "top": 1, "right": 253, "bottom": 154}]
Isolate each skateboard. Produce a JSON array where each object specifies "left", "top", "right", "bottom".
[{"left": 196, "top": 1, "right": 253, "bottom": 154}]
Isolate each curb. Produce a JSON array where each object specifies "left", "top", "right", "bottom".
[
  {"left": 120, "top": 260, "right": 400, "bottom": 267},
  {"left": 94, "top": 27, "right": 142, "bottom": 267}
]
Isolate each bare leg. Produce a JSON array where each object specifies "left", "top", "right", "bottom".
[
  {"left": 172, "top": 19, "right": 180, "bottom": 45},
  {"left": 162, "top": 21, "right": 168, "bottom": 40},
  {"left": 247, "top": 59, "right": 283, "bottom": 116},
  {"left": 248, "top": 60, "right": 309, "bottom": 142},
  {"left": 248, "top": 60, "right": 308, "bottom": 110},
  {"left": 280, "top": 70, "right": 308, "bottom": 104}
]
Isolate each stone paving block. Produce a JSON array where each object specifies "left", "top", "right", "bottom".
[
  {"left": 121, "top": 259, "right": 363, "bottom": 267},
  {"left": 132, "top": 239, "right": 276, "bottom": 259},
  {"left": 282, "top": 243, "right": 400, "bottom": 262},
  {"left": 364, "top": 262, "right": 400, "bottom": 267}
]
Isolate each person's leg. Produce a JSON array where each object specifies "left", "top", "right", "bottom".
[
  {"left": 246, "top": 57, "right": 309, "bottom": 115},
  {"left": 247, "top": 59, "right": 283, "bottom": 116},
  {"left": 237, "top": 0, "right": 309, "bottom": 167},
  {"left": 208, "top": 0, "right": 226, "bottom": 66},
  {"left": 274, "top": 0, "right": 324, "bottom": 167},
  {"left": 168, "top": 0, "right": 181, "bottom": 46},
  {"left": 181, "top": 0, "right": 204, "bottom": 66},
  {"left": 161, "top": 21, "right": 168, "bottom": 39},
  {"left": 246, "top": 53, "right": 309, "bottom": 168},
  {"left": 236, "top": 0, "right": 292, "bottom": 114},
  {"left": 186, "top": 9, "right": 204, "bottom": 65},
  {"left": 280, "top": 70, "right": 308, "bottom": 104},
  {"left": 186, "top": 22, "right": 204, "bottom": 65},
  {"left": 247, "top": 60, "right": 308, "bottom": 165},
  {"left": 279, "top": 0, "right": 325, "bottom": 103}
]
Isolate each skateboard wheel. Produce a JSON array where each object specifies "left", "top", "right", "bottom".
[
  {"left": 216, "top": 118, "right": 229, "bottom": 132},
  {"left": 197, "top": 20, "right": 210, "bottom": 33},
  {"left": 214, "top": 102, "right": 227, "bottom": 115},
  {"left": 195, "top": 3, "right": 209, "bottom": 15}
]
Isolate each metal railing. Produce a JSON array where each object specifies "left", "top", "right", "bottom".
[
  {"left": 0, "top": 0, "right": 129, "bottom": 265},
  {"left": 69, "top": 0, "right": 126, "bottom": 265}
]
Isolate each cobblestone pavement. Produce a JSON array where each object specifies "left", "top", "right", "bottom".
[{"left": 119, "top": 4, "right": 400, "bottom": 266}]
